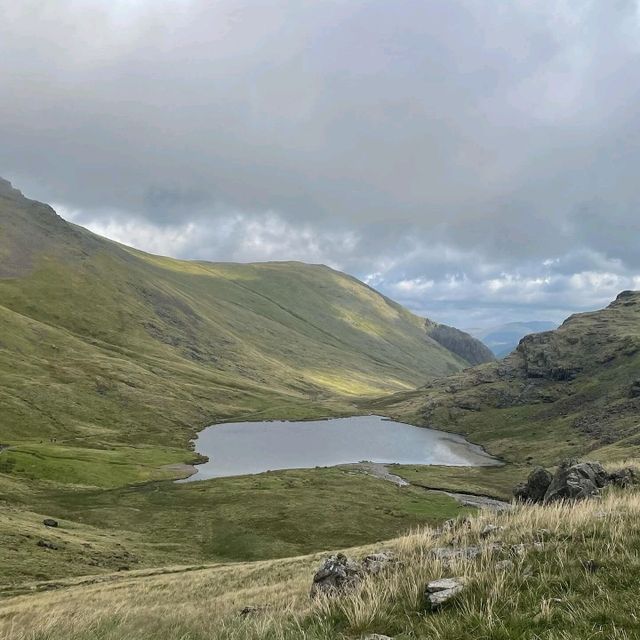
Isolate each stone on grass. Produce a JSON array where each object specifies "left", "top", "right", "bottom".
[
  {"left": 426, "top": 577, "right": 467, "bottom": 593},
  {"left": 43, "top": 518, "right": 58, "bottom": 528},
  {"left": 425, "top": 576, "right": 466, "bottom": 610},
  {"left": 37, "top": 539, "right": 58, "bottom": 550},
  {"left": 239, "top": 605, "right": 269, "bottom": 617},
  {"left": 362, "top": 552, "right": 395, "bottom": 575},
  {"left": 310, "top": 553, "right": 362, "bottom": 597},
  {"left": 432, "top": 546, "right": 480, "bottom": 562}
]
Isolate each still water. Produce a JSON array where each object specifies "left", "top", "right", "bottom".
[{"left": 180, "top": 415, "right": 499, "bottom": 481}]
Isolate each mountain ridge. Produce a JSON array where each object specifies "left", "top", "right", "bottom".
[{"left": 0, "top": 176, "right": 486, "bottom": 457}]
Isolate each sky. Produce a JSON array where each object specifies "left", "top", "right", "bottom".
[{"left": 1, "top": 0, "right": 639, "bottom": 328}]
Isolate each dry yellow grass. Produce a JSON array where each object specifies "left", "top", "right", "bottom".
[{"left": 3, "top": 485, "right": 640, "bottom": 639}]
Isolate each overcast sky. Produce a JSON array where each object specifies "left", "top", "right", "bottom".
[{"left": 2, "top": 1, "right": 639, "bottom": 328}]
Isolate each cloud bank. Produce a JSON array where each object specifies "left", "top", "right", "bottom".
[{"left": 1, "top": 0, "right": 639, "bottom": 326}]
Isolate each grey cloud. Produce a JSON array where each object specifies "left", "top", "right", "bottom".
[{"left": 1, "top": 0, "right": 640, "bottom": 326}]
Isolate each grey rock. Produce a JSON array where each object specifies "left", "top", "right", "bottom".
[
  {"left": 362, "top": 635, "right": 393, "bottom": 640},
  {"left": 438, "top": 516, "right": 473, "bottom": 535},
  {"left": 362, "top": 552, "right": 395, "bottom": 575},
  {"left": 43, "top": 518, "right": 58, "bottom": 528},
  {"left": 425, "top": 576, "right": 466, "bottom": 610},
  {"left": 426, "top": 576, "right": 467, "bottom": 593},
  {"left": 310, "top": 553, "right": 362, "bottom": 597},
  {"left": 608, "top": 467, "right": 636, "bottom": 488},
  {"left": 495, "top": 559, "right": 514, "bottom": 571},
  {"left": 516, "top": 460, "right": 636, "bottom": 505},
  {"left": 514, "top": 466, "right": 553, "bottom": 503},
  {"left": 432, "top": 546, "right": 481, "bottom": 562},
  {"left": 440, "top": 518, "right": 455, "bottom": 533},
  {"left": 543, "top": 460, "right": 608, "bottom": 503},
  {"left": 37, "top": 539, "right": 58, "bottom": 550}
]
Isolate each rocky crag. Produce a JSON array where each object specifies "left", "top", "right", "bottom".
[{"left": 375, "top": 292, "right": 640, "bottom": 464}]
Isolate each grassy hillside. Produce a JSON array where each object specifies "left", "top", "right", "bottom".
[
  {"left": 0, "top": 176, "right": 473, "bottom": 482},
  {"left": 0, "top": 177, "right": 498, "bottom": 588},
  {"left": 3, "top": 483, "right": 639, "bottom": 640},
  {"left": 373, "top": 291, "right": 640, "bottom": 465}
]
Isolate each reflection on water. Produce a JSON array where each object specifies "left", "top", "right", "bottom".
[{"left": 180, "top": 415, "right": 500, "bottom": 481}]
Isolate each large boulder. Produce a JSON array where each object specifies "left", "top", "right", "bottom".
[
  {"left": 513, "top": 466, "right": 553, "bottom": 503},
  {"left": 543, "top": 460, "right": 608, "bottom": 503},
  {"left": 515, "top": 460, "right": 637, "bottom": 504}
]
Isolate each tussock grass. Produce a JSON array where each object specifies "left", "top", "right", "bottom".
[{"left": 4, "top": 488, "right": 640, "bottom": 639}]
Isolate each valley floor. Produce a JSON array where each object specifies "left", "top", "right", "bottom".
[{"left": 3, "top": 463, "right": 521, "bottom": 588}]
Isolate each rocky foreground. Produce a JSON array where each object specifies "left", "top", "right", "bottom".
[
  {"left": 305, "top": 460, "right": 638, "bottom": 640},
  {"left": 2, "top": 462, "right": 640, "bottom": 640}
]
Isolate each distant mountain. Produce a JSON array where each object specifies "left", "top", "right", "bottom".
[
  {"left": 468, "top": 321, "right": 558, "bottom": 357},
  {"left": 376, "top": 291, "right": 640, "bottom": 465},
  {"left": 0, "top": 176, "right": 477, "bottom": 453},
  {"left": 425, "top": 320, "right": 495, "bottom": 365}
]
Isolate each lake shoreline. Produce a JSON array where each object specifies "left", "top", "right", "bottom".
[{"left": 176, "top": 414, "right": 501, "bottom": 483}]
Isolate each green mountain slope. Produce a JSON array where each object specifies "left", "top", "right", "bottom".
[
  {"left": 0, "top": 177, "right": 476, "bottom": 457},
  {"left": 374, "top": 291, "right": 640, "bottom": 464}
]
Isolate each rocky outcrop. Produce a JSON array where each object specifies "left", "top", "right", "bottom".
[
  {"left": 310, "top": 551, "right": 395, "bottom": 597},
  {"left": 310, "top": 553, "right": 362, "bottom": 597},
  {"left": 543, "top": 460, "right": 608, "bottom": 502},
  {"left": 382, "top": 291, "right": 640, "bottom": 461},
  {"left": 514, "top": 460, "right": 636, "bottom": 503}
]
